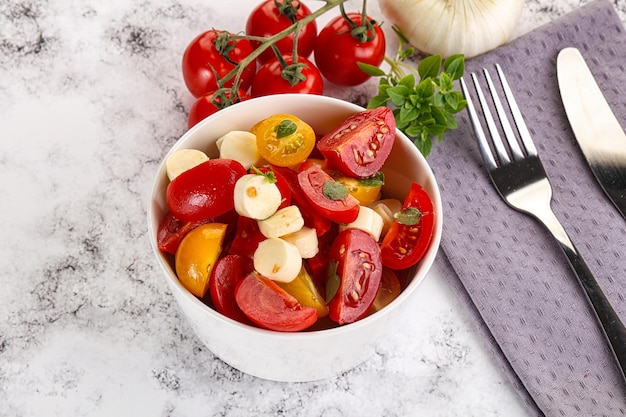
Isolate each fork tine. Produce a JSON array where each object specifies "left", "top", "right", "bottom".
[
  {"left": 483, "top": 68, "right": 525, "bottom": 160},
  {"left": 470, "top": 72, "right": 513, "bottom": 166},
  {"left": 495, "top": 64, "right": 538, "bottom": 157},
  {"left": 460, "top": 77, "right": 497, "bottom": 170}
]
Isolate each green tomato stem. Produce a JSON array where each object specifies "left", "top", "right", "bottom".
[{"left": 220, "top": 0, "right": 349, "bottom": 90}]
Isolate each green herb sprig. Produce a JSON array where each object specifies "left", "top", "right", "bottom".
[{"left": 359, "top": 27, "right": 467, "bottom": 157}]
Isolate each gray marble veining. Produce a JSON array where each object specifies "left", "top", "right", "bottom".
[{"left": 1, "top": 0, "right": 623, "bottom": 416}]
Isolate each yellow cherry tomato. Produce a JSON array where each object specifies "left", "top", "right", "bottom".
[
  {"left": 255, "top": 114, "right": 316, "bottom": 167},
  {"left": 175, "top": 223, "right": 228, "bottom": 298},
  {"left": 333, "top": 171, "right": 384, "bottom": 206},
  {"left": 277, "top": 266, "right": 328, "bottom": 318},
  {"left": 371, "top": 268, "right": 402, "bottom": 313}
]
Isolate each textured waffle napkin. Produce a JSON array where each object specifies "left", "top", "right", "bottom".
[{"left": 428, "top": 0, "right": 626, "bottom": 415}]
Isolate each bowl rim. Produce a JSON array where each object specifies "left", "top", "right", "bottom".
[{"left": 147, "top": 94, "right": 443, "bottom": 338}]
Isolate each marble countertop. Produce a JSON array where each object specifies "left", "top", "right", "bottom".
[{"left": 2, "top": 0, "right": 624, "bottom": 416}]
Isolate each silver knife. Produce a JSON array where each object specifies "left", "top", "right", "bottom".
[{"left": 557, "top": 47, "right": 626, "bottom": 220}]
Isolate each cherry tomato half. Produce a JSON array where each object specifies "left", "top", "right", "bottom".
[
  {"left": 327, "top": 229, "right": 383, "bottom": 325},
  {"left": 251, "top": 54, "right": 323, "bottom": 98},
  {"left": 182, "top": 30, "right": 256, "bottom": 98},
  {"left": 255, "top": 113, "right": 316, "bottom": 167},
  {"left": 297, "top": 164, "right": 360, "bottom": 224},
  {"left": 209, "top": 254, "right": 255, "bottom": 323},
  {"left": 188, "top": 89, "right": 250, "bottom": 129},
  {"left": 314, "top": 13, "right": 385, "bottom": 86},
  {"left": 245, "top": 0, "right": 317, "bottom": 64},
  {"left": 317, "top": 107, "right": 395, "bottom": 178},
  {"left": 271, "top": 165, "right": 332, "bottom": 236},
  {"left": 166, "top": 159, "right": 246, "bottom": 223},
  {"left": 380, "top": 182, "right": 435, "bottom": 270},
  {"left": 175, "top": 223, "right": 228, "bottom": 298},
  {"left": 156, "top": 213, "right": 207, "bottom": 255},
  {"left": 235, "top": 272, "right": 318, "bottom": 332}
]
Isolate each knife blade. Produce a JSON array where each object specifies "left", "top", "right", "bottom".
[{"left": 557, "top": 47, "right": 626, "bottom": 220}]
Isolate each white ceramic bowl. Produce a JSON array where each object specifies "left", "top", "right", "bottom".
[{"left": 147, "top": 94, "right": 443, "bottom": 382}]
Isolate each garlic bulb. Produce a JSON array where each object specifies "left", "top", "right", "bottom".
[{"left": 378, "top": 0, "right": 524, "bottom": 58}]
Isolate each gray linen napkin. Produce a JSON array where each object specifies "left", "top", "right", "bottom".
[{"left": 428, "top": 0, "right": 626, "bottom": 415}]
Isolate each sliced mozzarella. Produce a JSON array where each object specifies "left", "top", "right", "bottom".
[
  {"left": 253, "top": 238, "right": 302, "bottom": 283},
  {"left": 233, "top": 174, "right": 282, "bottom": 220},
  {"left": 165, "top": 149, "right": 209, "bottom": 181},
  {"left": 369, "top": 198, "right": 403, "bottom": 237},
  {"left": 282, "top": 226, "right": 318, "bottom": 259},
  {"left": 216, "top": 130, "right": 262, "bottom": 169},
  {"left": 258, "top": 205, "right": 304, "bottom": 239},
  {"left": 339, "top": 205, "right": 384, "bottom": 241}
]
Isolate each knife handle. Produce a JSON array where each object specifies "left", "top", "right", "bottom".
[{"left": 542, "top": 210, "right": 626, "bottom": 381}]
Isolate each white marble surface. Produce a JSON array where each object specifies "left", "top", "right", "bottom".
[{"left": 1, "top": 0, "right": 624, "bottom": 416}]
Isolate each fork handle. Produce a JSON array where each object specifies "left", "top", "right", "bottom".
[{"left": 541, "top": 211, "right": 626, "bottom": 381}]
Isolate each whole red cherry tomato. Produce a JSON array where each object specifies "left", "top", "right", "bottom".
[
  {"left": 208, "top": 254, "right": 255, "bottom": 324},
  {"left": 246, "top": 0, "right": 317, "bottom": 64},
  {"left": 188, "top": 89, "right": 250, "bottom": 129},
  {"left": 314, "top": 12, "right": 385, "bottom": 86},
  {"left": 166, "top": 159, "right": 246, "bottom": 223},
  {"left": 316, "top": 107, "right": 395, "bottom": 178},
  {"left": 235, "top": 272, "right": 318, "bottom": 332},
  {"left": 251, "top": 54, "right": 323, "bottom": 97},
  {"left": 297, "top": 164, "right": 360, "bottom": 224},
  {"left": 381, "top": 182, "right": 435, "bottom": 270},
  {"left": 327, "top": 229, "right": 383, "bottom": 325},
  {"left": 182, "top": 30, "right": 256, "bottom": 98}
]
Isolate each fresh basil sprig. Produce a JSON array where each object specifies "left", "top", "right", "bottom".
[{"left": 359, "top": 26, "right": 467, "bottom": 157}]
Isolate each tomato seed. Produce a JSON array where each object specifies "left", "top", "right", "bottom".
[{"left": 351, "top": 291, "right": 359, "bottom": 301}]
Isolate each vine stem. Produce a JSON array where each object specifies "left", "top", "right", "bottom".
[{"left": 220, "top": 0, "right": 349, "bottom": 89}]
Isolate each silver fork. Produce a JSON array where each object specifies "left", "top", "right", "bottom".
[{"left": 461, "top": 65, "right": 626, "bottom": 381}]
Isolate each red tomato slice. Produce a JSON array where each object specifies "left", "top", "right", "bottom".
[
  {"left": 156, "top": 213, "right": 207, "bottom": 255},
  {"left": 316, "top": 107, "right": 395, "bottom": 178},
  {"left": 166, "top": 159, "right": 246, "bottom": 223},
  {"left": 327, "top": 229, "right": 383, "bottom": 325},
  {"left": 297, "top": 164, "right": 360, "bottom": 224},
  {"left": 227, "top": 215, "right": 266, "bottom": 258},
  {"left": 208, "top": 254, "right": 255, "bottom": 324},
  {"left": 381, "top": 182, "right": 435, "bottom": 270},
  {"left": 235, "top": 272, "right": 318, "bottom": 332},
  {"left": 245, "top": 0, "right": 317, "bottom": 64},
  {"left": 270, "top": 165, "right": 332, "bottom": 236}
]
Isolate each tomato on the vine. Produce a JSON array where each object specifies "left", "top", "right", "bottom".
[
  {"left": 316, "top": 107, "right": 395, "bottom": 178},
  {"left": 380, "top": 182, "right": 435, "bottom": 270},
  {"left": 251, "top": 54, "right": 323, "bottom": 97},
  {"left": 188, "top": 89, "right": 250, "bottom": 129},
  {"left": 314, "top": 12, "right": 385, "bottom": 86},
  {"left": 182, "top": 30, "right": 256, "bottom": 98},
  {"left": 327, "top": 229, "right": 383, "bottom": 325},
  {"left": 246, "top": 0, "right": 317, "bottom": 64}
]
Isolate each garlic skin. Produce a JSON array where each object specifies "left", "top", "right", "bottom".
[{"left": 378, "top": 0, "right": 524, "bottom": 58}]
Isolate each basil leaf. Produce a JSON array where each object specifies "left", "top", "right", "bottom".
[
  {"left": 275, "top": 119, "right": 297, "bottom": 138},
  {"left": 323, "top": 181, "right": 348, "bottom": 201}
]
